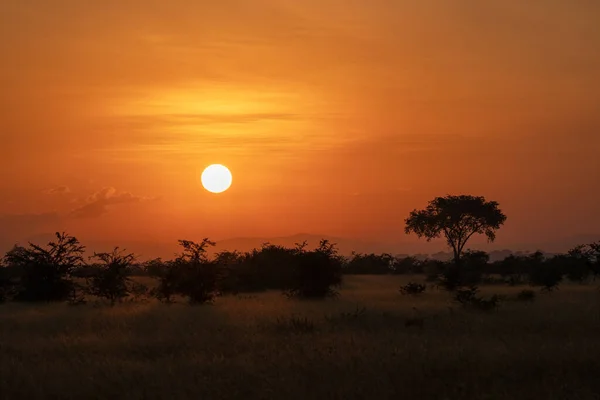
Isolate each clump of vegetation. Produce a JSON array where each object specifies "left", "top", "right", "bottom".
[
  {"left": 284, "top": 240, "right": 343, "bottom": 299},
  {"left": 399, "top": 282, "right": 426, "bottom": 296},
  {"left": 453, "top": 286, "right": 479, "bottom": 306},
  {"left": 3, "top": 232, "right": 85, "bottom": 302},
  {"left": 146, "top": 239, "right": 220, "bottom": 304},
  {"left": 0, "top": 267, "right": 17, "bottom": 303},
  {"left": 405, "top": 195, "right": 507, "bottom": 290},
  {"left": 172, "top": 239, "right": 220, "bottom": 304},
  {"left": 87, "top": 247, "right": 139, "bottom": 306},
  {"left": 453, "top": 286, "right": 500, "bottom": 311},
  {"left": 344, "top": 252, "right": 394, "bottom": 275},
  {"left": 470, "top": 295, "right": 501, "bottom": 312},
  {"left": 146, "top": 258, "right": 178, "bottom": 303},
  {"left": 273, "top": 315, "right": 316, "bottom": 334},
  {"left": 516, "top": 289, "right": 536, "bottom": 302},
  {"left": 528, "top": 253, "right": 563, "bottom": 292}
]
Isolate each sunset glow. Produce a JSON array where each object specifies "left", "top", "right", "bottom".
[{"left": 0, "top": 0, "right": 599, "bottom": 257}]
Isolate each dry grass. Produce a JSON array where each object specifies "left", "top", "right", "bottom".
[{"left": 1, "top": 275, "right": 600, "bottom": 399}]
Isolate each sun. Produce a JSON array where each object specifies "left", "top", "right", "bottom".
[{"left": 201, "top": 164, "right": 233, "bottom": 193}]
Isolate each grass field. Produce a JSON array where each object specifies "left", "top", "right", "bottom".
[{"left": 1, "top": 275, "right": 599, "bottom": 400}]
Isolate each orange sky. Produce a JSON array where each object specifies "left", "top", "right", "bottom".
[{"left": 1, "top": 1, "right": 599, "bottom": 254}]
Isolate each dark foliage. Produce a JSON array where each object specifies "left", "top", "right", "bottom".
[
  {"left": 2, "top": 232, "right": 85, "bottom": 302},
  {"left": 528, "top": 253, "right": 563, "bottom": 291},
  {"left": 453, "top": 286, "right": 479, "bottom": 306},
  {"left": 344, "top": 252, "right": 394, "bottom": 275},
  {"left": 399, "top": 282, "right": 426, "bottom": 296},
  {"left": 284, "top": 240, "right": 343, "bottom": 299},
  {"left": 495, "top": 254, "right": 529, "bottom": 285},
  {"left": 221, "top": 244, "right": 298, "bottom": 293},
  {"left": 87, "top": 248, "right": 138, "bottom": 305},
  {"left": 172, "top": 238, "right": 220, "bottom": 304},
  {"left": 0, "top": 267, "right": 16, "bottom": 303},
  {"left": 147, "top": 259, "right": 179, "bottom": 303},
  {"left": 453, "top": 286, "right": 500, "bottom": 311},
  {"left": 393, "top": 256, "right": 424, "bottom": 274},
  {"left": 405, "top": 195, "right": 507, "bottom": 267}
]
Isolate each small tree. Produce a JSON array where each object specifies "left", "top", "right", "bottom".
[
  {"left": 173, "top": 238, "right": 220, "bottom": 304},
  {"left": 285, "top": 239, "right": 344, "bottom": 299},
  {"left": 87, "top": 248, "right": 137, "bottom": 305},
  {"left": 405, "top": 195, "right": 507, "bottom": 268},
  {"left": 405, "top": 195, "right": 506, "bottom": 291},
  {"left": 528, "top": 253, "right": 563, "bottom": 292},
  {"left": 149, "top": 259, "right": 180, "bottom": 303},
  {"left": 3, "top": 232, "right": 85, "bottom": 302}
]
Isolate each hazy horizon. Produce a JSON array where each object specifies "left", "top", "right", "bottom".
[{"left": 2, "top": 1, "right": 599, "bottom": 252}]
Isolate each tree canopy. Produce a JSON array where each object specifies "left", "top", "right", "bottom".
[{"left": 404, "top": 195, "right": 507, "bottom": 265}]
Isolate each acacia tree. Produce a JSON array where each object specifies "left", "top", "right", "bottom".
[
  {"left": 173, "top": 238, "right": 219, "bottom": 304},
  {"left": 3, "top": 232, "right": 85, "bottom": 302},
  {"left": 405, "top": 195, "right": 507, "bottom": 268},
  {"left": 88, "top": 247, "right": 137, "bottom": 305}
]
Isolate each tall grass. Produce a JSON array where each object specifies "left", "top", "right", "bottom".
[{"left": 1, "top": 276, "right": 599, "bottom": 399}]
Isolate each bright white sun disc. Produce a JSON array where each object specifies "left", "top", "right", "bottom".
[{"left": 201, "top": 164, "right": 232, "bottom": 193}]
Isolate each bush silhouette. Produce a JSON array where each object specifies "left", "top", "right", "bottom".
[
  {"left": 393, "top": 256, "right": 423, "bottom": 274},
  {"left": 496, "top": 254, "right": 530, "bottom": 285},
  {"left": 172, "top": 239, "right": 220, "bottom": 304},
  {"left": 0, "top": 267, "right": 16, "bottom": 303},
  {"left": 87, "top": 247, "right": 138, "bottom": 305},
  {"left": 285, "top": 240, "right": 343, "bottom": 299},
  {"left": 399, "top": 282, "right": 426, "bottom": 295},
  {"left": 453, "top": 286, "right": 479, "bottom": 306},
  {"left": 147, "top": 259, "right": 179, "bottom": 303},
  {"left": 528, "top": 253, "right": 563, "bottom": 291},
  {"left": 344, "top": 252, "right": 394, "bottom": 275},
  {"left": 3, "top": 232, "right": 85, "bottom": 302}
]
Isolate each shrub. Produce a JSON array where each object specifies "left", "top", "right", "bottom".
[
  {"left": 393, "top": 256, "right": 423, "bottom": 274},
  {"left": 284, "top": 240, "right": 343, "bottom": 299},
  {"left": 453, "top": 286, "right": 501, "bottom": 311},
  {"left": 273, "top": 315, "right": 316, "bottom": 334},
  {"left": 87, "top": 248, "right": 139, "bottom": 305},
  {"left": 399, "top": 282, "right": 426, "bottom": 296},
  {"left": 0, "top": 268, "right": 16, "bottom": 303},
  {"left": 3, "top": 232, "right": 85, "bottom": 302},
  {"left": 173, "top": 239, "right": 220, "bottom": 304},
  {"left": 528, "top": 256, "right": 563, "bottom": 292},
  {"left": 453, "top": 286, "right": 479, "bottom": 306},
  {"left": 149, "top": 260, "right": 179, "bottom": 303},
  {"left": 344, "top": 252, "right": 394, "bottom": 275}
]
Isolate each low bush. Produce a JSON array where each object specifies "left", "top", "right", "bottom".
[{"left": 399, "top": 282, "right": 426, "bottom": 296}]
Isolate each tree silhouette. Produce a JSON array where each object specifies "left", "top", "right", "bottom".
[
  {"left": 2, "top": 232, "right": 85, "bottom": 302},
  {"left": 88, "top": 247, "right": 137, "bottom": 305},
  {"left": 405, "top": 195, "right": 507, "bottom": 267},
  {"left": 173, "top": 238, "right": 219, "bottom": 304}
]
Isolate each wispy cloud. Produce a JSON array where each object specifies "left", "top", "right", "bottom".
[
  {"left": 70, "top": 187, "right": 159, "bottom": 219},
  {"left": 42, "top": 186, "right": 71, "bottom": 195}
]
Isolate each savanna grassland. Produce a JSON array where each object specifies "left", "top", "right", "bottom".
[{"left": 1, "top": 275, "right": 599, "bottom": 400}]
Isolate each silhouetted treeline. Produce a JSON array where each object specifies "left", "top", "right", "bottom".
[
  {"left": 0, "top": 233, "right": 344, "bottom": 304},
  {"left": 1, "top": 232, "right": 599, "bottom": 305}
]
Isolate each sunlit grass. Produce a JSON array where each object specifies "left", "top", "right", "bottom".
[{"left": 1, "top": 276, "right": 600, "bottom": 399}]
